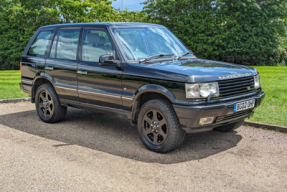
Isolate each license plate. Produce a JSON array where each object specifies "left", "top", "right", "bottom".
[{"left": 234, "top": 99, "right": 255, "bottom": 112}]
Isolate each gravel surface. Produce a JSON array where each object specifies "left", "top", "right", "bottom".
[{"left": 0, "top": 102, "right": 286, "bottom": 191}]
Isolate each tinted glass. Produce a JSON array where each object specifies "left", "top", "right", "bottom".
[
  {"left": 82, "top": 29, "right": 115, "bottom": 62},
  {"left": 56, "top": 29, "right": 80, "bottom": 60},
  {"left": 112, "top": 27, "right": 189, "bottom": 60},
  {"left": 49, "top": 30, "right": 60, "bottom": 58},
  {"left": 28, "top": 30, "right": 53, "bottom": 56}
]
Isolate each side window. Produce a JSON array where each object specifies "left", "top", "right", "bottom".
[
  {"left": 82, "top": 29, "right": 115, "bottom": 62},
  {"left": 56, "top": 29, "right": 80, "bottom": 60},
  {"left": 28, "top": 30, "right": 53, "bottom": 56},
  {"left": 49, "top": 30, "right": 60, "bottom": 58},
  {"left": 114, "top": 30, "right": 147, "bottom": 60}
]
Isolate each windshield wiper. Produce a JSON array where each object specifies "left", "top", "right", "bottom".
[
  {"left": 177, "top": 52, "right": 193, "bottom": 60},
  {"left": 139, "top": 54, "right": 174, "bottom": 63}
]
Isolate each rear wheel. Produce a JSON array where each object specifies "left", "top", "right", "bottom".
[
  {"left": 35, "top": 83, "right": 67, "bottom": 123},
  {"left": 213, "top": 120, "right": 244, "bottom": 132},
  {"left": 137, "top": 99, "right": 185, "bottom": 153}
]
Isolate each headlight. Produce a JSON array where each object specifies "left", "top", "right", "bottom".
[
  {"left": 254, "top": 75, "right": 261, "bottom": 89},
  {"left": 185, "top": 82, "right": 219, "bottom": 98}
]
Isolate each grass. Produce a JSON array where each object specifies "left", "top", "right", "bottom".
[
  {"left": 0, "top": 67, "right": 286, "bottom": 127},
  {"left": 249, "top": 66, "right": 287, "bottom": 127},
  {"left": 0, "top": 70, "right": 28, "bottom": 99}
]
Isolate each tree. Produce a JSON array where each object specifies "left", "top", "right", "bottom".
[
  {"left": 45, "top": 0, "right": 120, "bottom": 23},
  {"left": 117, "top": 9, "right": 148, "bottom": 22},
  {"left": 143, "top": 0, "right": 287, "bottom": 66},
  {"left": 220, "top": 0, "right": 287, "bottom": 65},
  {"left": 0, "top": 0, "right": 124, "bottom": 70},
  {"left": 0, "top": 0, "right": 59, "bottom": 70}
]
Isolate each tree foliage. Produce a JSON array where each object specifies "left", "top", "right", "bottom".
[
  {"left": 143, "top": 0, "right": 287, "bottom": 66},
  {"left": 1, "top": 0, "right": 287, "bottom": 70},
  {"left": 0, "top": 0, "right": 145, "bottom": 70},
  {"left": 0, "top": 0, "right": 59, "bottom": 69},
  {"left": 45, "top": 0, "right": 118, "bottom": 23},
  {"left": 116, "top": 10, "right": 148, "bottom": 22}
]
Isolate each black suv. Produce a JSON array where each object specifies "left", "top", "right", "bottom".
[{"left": 20, "top": 23, "right": 265, "bottom": 153}]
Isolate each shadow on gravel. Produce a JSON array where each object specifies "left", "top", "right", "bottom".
[{"left": 0, "top": 108, "right": 242, "bottom": 164}]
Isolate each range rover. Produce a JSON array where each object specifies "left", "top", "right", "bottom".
[{"left": 20, "top": 23, "right": 265, "bottom": 153}]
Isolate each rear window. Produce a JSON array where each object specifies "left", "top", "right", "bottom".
[{"left": 28, "top": 30, "right": 53, "bottom": 56}]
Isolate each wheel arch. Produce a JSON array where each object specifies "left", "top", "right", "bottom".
[
  {"left": 131, "top": 84, "right": 177, "bottom": 123},
  {"left": 32, "top": 72, "right": 56, "bottom": 103}
]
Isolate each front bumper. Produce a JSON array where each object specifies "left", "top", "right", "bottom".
[{"left": 173, "top": 92, "right": 265, "bottom": 133}]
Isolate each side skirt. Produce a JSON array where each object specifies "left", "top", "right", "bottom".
[{"left": 60, "top": 99, "right": 132, "bottom": 119}]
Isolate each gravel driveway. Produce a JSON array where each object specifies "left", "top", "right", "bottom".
[{"left": 0, "top": 102, "right": 286, "bottom": 191}]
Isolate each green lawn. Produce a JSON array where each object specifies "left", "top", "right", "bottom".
[
  {"left": 0, "top": 67, "right": 286, "bottom": 127},
  {"left": 0, "top": 70, "right": 28, "bottom": 99},
  {"left": 249, "top": 66, "right": 287, "bottom": 127}
]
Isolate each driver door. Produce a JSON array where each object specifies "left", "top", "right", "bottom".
[{"left": 77, "top": 28, "right": 123, "bottom": 109}]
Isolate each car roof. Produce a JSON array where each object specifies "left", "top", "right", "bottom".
[{"left": 40, "top": 22, "right": 164, "bottom": 29}]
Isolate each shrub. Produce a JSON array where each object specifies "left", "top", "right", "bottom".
[
  {"left": 143, "top": 0, "right": 287, "bottom": 66},
  {"left": 0, "top": 0, "right": 130, "bottom": 70}
]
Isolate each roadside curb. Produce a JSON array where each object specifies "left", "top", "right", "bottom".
[
  {"left": 244, "top": 120, "right": 287, "bottom": 133},
  {"left": 0, "top": 97, "right": 31, "bottom": 104}
]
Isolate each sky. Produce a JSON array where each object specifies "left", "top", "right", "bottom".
[{"left": 112, "top": 0, "right": 145, "bottom": 11}]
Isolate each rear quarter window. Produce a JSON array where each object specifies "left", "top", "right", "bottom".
[{"left": 28, "top": 30, "right": 54, "bottom": 56}]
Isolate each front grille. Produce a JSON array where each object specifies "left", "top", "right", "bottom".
[
  {"left": 216, "top": 110, "right": 252, "bottom": 123},
  {"left": 218, "top": 76, "right": 255, "bottom": 99}
]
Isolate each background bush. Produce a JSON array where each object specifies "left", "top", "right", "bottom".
[
  {"left": 0, "top": 0, "right": 145, "bottom": 70},
  {"left": 143, "top": 0, "right": 287, "bottom": 66},
  {"left": 0, "top": 0, "right": 59, "bottom": 70},
  {"left": 1, "top": 0, "right": 287, "bottom": 70}
]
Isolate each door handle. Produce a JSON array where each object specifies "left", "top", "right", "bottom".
[
  {"left": 77, "top": 70, "right": 87, "bottom": 75},
  {"left": 45, "top": 66, "right": 53, "bottom": 71}
]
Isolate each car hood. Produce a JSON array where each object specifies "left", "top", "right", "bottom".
[{"left": 139, "top": 58, "right": 257, "bottom": 82}]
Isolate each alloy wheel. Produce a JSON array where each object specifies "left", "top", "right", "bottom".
[
  {"left": 142, "top": 110, "right": 168, "bottom": 145},
  {"left": 38, "top": 90, "right": 54, "bottom": 118}
]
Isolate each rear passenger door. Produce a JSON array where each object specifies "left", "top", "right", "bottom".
[
  {"left": 77, "top": 28, "right": 123, "bottom": 109},
  {"left": 21, "top": 30, "right": 54, "bottom": 84},
  {"left": 45, "top": 28, "right": 81, "bottom": 101}
]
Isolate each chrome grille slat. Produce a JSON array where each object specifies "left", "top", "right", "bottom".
[
  {"left": 219, "top": 82, "right": 254, "bottom": 89},
  {"left": 218, "top": 76, "right": 255, "bottom": 99},
  {"left": 220, "top": 86, "right": 255, "bottom": 93}
]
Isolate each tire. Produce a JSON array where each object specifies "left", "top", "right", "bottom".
[
  {"left": 137, "top": 99, "right": 185, "bottom": 153},
  {"left": 213, "top": 120, "right": 244, "bottom": 132},
  {"left": 35, "top": 83, "right": 67, "bottom": 123}
]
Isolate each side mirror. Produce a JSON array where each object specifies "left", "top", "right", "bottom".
[{"left": 99, "top": 55, "right": 120, "bottom": 67}]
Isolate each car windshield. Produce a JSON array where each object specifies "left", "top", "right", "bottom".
[{"left": 112, "top": 27, "right": 190, "bottom": 61}]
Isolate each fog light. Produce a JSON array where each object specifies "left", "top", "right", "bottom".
[{"left": 199, "top": 117, "right": 214, "bottom": 125}]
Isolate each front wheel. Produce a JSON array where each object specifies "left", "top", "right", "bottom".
[
  {"left": 213, "top": 120, "right": 244, "bottom": 132},
  {"left": 35, "top": 83, "right": 67, "bottom": 123},
  {"left": 137, "top": 99, "right": 185, "bottom": 153}
]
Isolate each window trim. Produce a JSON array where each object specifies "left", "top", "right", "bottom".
[
  {"left": 27, "top": 29, "right": 55, "bottom": 58},
  {"left": 48, "top": 29, "right": 60, "bottom": 59}
]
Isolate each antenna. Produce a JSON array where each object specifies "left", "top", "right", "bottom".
[{"left": 121, "top": 0, "right": 123, "bottom": 10}]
